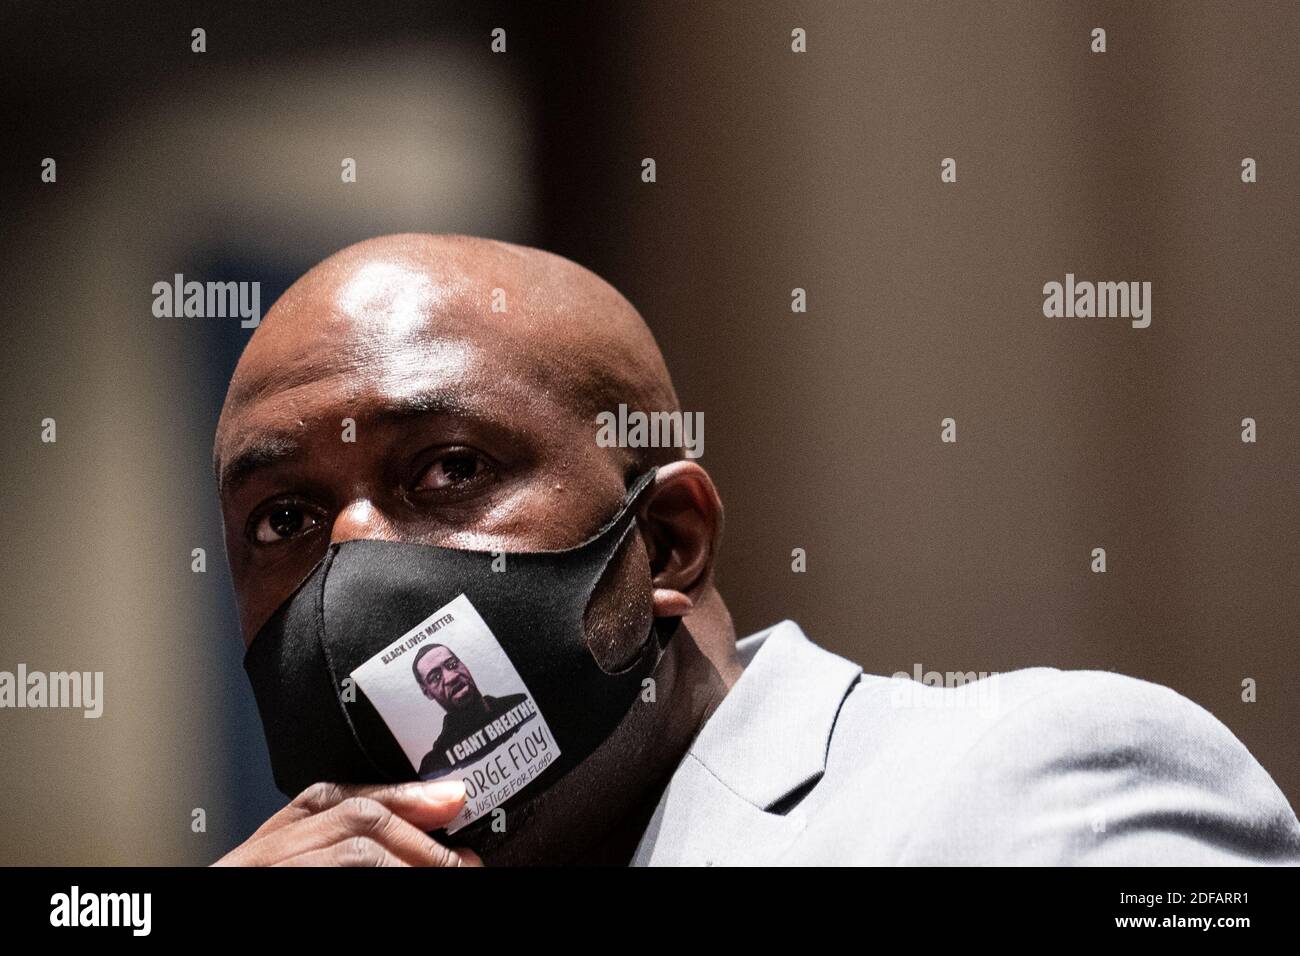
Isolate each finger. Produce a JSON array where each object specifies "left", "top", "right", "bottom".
[
  {"left": 342, "top": 779, "right": 471, "bottom": 832},
  {"left": 264, "top": 796, "right": 467, "bottom": 867},
  {"left": 321, "top": 797, "right": 472, "bottom": 867},
  {"left": 273, "top": 837, "right": 410, "bottom": 867},
  {"left": 266, "top": 779, "right": 468, "bottom": 834},
  {"left": 452, "top": 847, "right": 485, "bottom": 867}
]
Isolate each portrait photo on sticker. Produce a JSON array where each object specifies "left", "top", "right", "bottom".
[{"left": 349, "top": 594, "right": 560, "bottom": 833}]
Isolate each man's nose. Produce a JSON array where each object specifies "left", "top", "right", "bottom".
[{"left": 330, "top": 499, "right": 404, "bottom": 544}]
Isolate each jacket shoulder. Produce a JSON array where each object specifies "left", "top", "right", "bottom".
[{"left": 796, "top": 668, "right": 1300, "bottom": 864}]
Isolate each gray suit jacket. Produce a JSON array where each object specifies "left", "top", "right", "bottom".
[{"left": 632, "top": 621, "right": 1300, "bottom": 865}]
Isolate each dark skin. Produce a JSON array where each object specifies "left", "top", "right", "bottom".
[
  {"left": 212, "top": 234, "right": 742, "bottom": 866},
  {"left": 414, "top": 646, "right": 480, "bottom": 711}
]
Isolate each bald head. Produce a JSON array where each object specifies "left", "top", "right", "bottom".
[
  {"left": 218, "top": 234, "right": 679, "bottom": 484},
  {"left": 213, "top": 233, "right": 718, "bottom": 645}
]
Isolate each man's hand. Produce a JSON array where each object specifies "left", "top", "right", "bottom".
[{"left": 212, "top": 780, "right": 483, "bottom": 867}]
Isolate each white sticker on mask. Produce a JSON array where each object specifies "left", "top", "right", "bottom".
[{"left": 348, "top": 593, "right": 561, "bottom": 834}]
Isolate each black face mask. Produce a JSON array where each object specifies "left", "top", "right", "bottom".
[{"left": 243, "top": 468, "right": 677, "bottom": 844}]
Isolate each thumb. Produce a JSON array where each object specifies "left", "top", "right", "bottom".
[{"left": 349, "top": 779, "right": 470, "bottom": 830}]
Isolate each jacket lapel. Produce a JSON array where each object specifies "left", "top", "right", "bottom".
[{"left": 632, "top": 621, "right": 862, "bottom": 865}]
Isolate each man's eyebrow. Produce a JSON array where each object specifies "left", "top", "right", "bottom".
[
  {"left": 216, "top": 434, "right": 302, "bottom": 497},
  {"left": 215, "top": 388, "right": 512, "bottom": 496},
  {"left": 370, "top": 388, "right": 476, "bottom": 424}
]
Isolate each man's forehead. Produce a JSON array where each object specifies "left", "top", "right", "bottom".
[
  {"left": 221, "top": 242, "right": 609, "bottom": 410},
  {"left": 333, "top": 260, "right": 455, "bottom": 326},
  {"left": 217, "top": 295, "right": 569, "bottom": 476},
  {"left": 421, "top": 647, "right": 459, "bottom": 669},
  {"left": 213, "top": 235, "right": 665, "bottom": 488},
  {"left": 215, "top": 333, "right": 497, "bottom": 485},
  {"left": 228, "top": 271, "right": 499, "bottom": 402},
  {"left": 225, "top": 333, "right": 487, "bottom": 422}
]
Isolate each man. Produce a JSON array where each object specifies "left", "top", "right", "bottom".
[
  {"left": 212, "top": 234, "right": 1300, "bottom": 866},
  {"left": 411, "top": 643, "right": 530, "bottom": 777}
]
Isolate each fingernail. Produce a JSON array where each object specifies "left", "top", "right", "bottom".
[{"left": 421, "top": 779, "right": 466, "bottom": 803}]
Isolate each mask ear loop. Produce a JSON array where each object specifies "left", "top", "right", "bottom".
[
  {"left": 625, "top": 466, "right": 659, "bottom": 506},
  {"left": 622, "top": 468, "right": 683, "bottom": 650},
  {"left": 620, "top": 467, "right": 683, "bottom": 649},
  {"left": 577, "top": 467, "right": 682, "bottom": 674},
  {"left": 586, "top": 467, "right": 658, "bottom": 552},
  {"left": 313, "top": 543, "right": 401, "bottom": 783}
]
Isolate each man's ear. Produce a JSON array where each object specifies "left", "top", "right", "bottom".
[{"left": 638, "top": 461, "right": 723, "bottom": 618}]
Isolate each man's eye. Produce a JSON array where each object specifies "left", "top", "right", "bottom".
[
  {"left": 414, "top": 450, "right": 492, "bottom": 492},
  {"left": 252, "top": 505, "right": 322, "bottom": 544}
]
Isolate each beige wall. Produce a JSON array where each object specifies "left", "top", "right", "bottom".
[{"left": 599, "top": 0, "right": 1300, "bottom": 803}]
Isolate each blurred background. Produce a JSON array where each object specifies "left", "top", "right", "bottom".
[{"left": 1, "top": 0, "right": 1296, "bottom": 864}]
